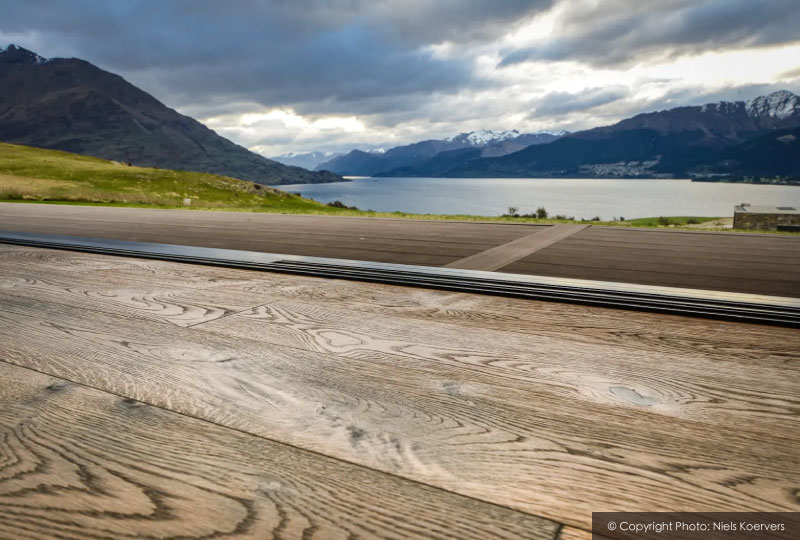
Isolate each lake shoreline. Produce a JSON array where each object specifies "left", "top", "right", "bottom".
[{"left": 281, "top": 176, "right": 800, "bottom": 220}]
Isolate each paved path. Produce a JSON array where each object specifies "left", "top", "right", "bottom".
[
  {"left": 445, "top": 224, "right": 588, "bottom": 271},
  {"left": 1, "top": 203, "right": 798, "bottom": 296},
  {"left": 0, "top": 203, "right": 539, "bottom": 267}
]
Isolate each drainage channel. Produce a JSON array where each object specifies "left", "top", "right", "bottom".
[{"left": 1, "top": 231, "right": 798, "bottom": 328}]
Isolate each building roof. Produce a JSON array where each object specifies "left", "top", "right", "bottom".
[{"left": 734, "top": 204, "right": 800, "bottom": 214}]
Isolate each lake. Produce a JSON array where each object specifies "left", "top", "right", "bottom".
[{"left": 280, "top": 177, "right": 800, "bottom": 219}]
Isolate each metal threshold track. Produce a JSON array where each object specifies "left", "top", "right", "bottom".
[{"left": 1, "top": 231, "right": 798, "bottom": 327}]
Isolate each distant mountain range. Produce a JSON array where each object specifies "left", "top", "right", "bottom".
[
  {"left": 315, "top": 91, "right": 800, "bottom": 179},
  {"left": 0, "top": 45, "right": 342, "bottom": 185},
  {"left": 315, "top": 130, "right": 564, "bottom": 176},
  {"left": 447, "top": 90, "right": 800, "bottom": 179},
  {"left": 271, "top": 150, "right": 344, "bottom": 170}
]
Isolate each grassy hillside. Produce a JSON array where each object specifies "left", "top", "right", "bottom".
[{"left": 0, "top": 142, "right": 332, "bottom": 211}]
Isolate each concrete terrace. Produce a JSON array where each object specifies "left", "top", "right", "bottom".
[{"left": 2, "top": 203, "right": 800, "bottom": 296}]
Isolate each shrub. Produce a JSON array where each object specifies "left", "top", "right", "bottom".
[
  {"left": 658, "top": 216, "right": 672, "bottom": 226},
  {"left": 536, "top": 206, "right": 548, "bottom": 219},
  {"left": 327, "top": 200, "right": 359, "bottom": 210}
]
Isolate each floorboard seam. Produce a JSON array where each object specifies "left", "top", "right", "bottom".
[{"left": 0, "top": 356, "right": 564, "bottom": 533}]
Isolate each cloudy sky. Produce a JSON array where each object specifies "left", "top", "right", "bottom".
[{"left": 3, "top": 0, "right": 800, "bottom": 157}]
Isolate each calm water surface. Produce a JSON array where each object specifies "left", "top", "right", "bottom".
[{"left": 280, "top": 177, "right": 800, "bottom": 219}]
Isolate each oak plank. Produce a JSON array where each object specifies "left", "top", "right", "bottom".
[
  {"left": 558, "top": 526, "right": 606, "bottom": 540},
  {"left": 0, "top": 266, "right": 269, "bottom": 328},
  {"left": 203, "top": 300, "right": 800, "bottom": 429},
  {"left": 3, "top": 245, "right": 799, "bottom": 432},
  {"left": 0, "top": 362, "right": 558, "bottom": 539},
  {"left": 216, "top": 277, "right": 800, "bottom": 365},
  {"left": 3, "top": 251, "right": 798, "bottom": 430},
  {"left": 0, "top": 289, "right": 797, "bottom": 529},
  {"left": 3, "top": 245, "right": 797, "bottom": 368}
]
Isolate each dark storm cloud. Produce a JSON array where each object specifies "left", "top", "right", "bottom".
[
  {"left": 3, "top": 0, "right": 800, "bottom": 154},
  {"left": 530, "top": 86, "right": 630, "bottom": 117},
  {"left": 0, "top": 0, "right": 553, "bottom": 110},
  {"left": 499, "top": 0, "right": 800, "bottom": 68}
]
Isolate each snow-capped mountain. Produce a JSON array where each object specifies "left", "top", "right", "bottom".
[
  {"left": 315, "top": 130, "right": 566, "bottom": 175},
  {"left": 448, "top": 129, "right": 566, "bottom": 147},
  {"left": 599, "top": 90, "right": 800, "bottom": 143},
  {"left": 271, "top": 150, "right": 343, "bottom": 170},
  {"left": 448, "top": 129, "right": 521, "bottom": 145},
  {"left": 746, "top": 90, "right": 800, "bottom": 120},
  {"left": 697, "top": 91, "right": 800, "bottom": 122},
  {"left": 449, "top": 90, "right": 800, "bottom": 178},
  {"left": 0, "top": 44, "right": 49, "bottom": 65}
]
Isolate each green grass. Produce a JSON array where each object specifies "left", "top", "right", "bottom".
[
  {"left": 0, "top": 142, "right": 792, "bottom": 233},
  {"left": 0, "top": 142, "right": 330, "bottom": 211},
  {"left": 623, "top": 216, "right": 718, "bottom": 227}
]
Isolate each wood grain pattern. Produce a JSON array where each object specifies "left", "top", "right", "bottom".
[
  {"left": 199, "top": 299, "right": 800, "bottom": 429},
  {"left": 4, "top": 251, "right": 798, "bottom": 430},
  {"left": 5, "top": 245, "right": 798, "bottom": 368},
  {"left": 220, "top": 278, "right": 800, "bottom": 365},
  {"left": 0, "top": 362, "right": 558, "bottom": 539},
  {"left": 0, "top": 268, "right": 266, "bottom": 328},
  {"left": 558, "top": 526, "right": 609, "bottom": 540},
  {"left": 0, "top": 249, "right": 798, "bottom": 530},
  {"left": 5, "top": 247, "right": 797, "bottom": 429}
]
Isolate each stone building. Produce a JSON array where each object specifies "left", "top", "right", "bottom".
[{"left": 733, "top": 204, "right": 800, "bottom": 231}]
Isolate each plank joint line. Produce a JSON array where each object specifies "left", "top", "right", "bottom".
[{"left": 445, "top": 224, "right": 589, "bottom": 271}]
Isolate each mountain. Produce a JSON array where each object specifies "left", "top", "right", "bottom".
[
  {"left": 314, "top": 149, "right": 390, "bottom": 176},
  {"left": 447, "top": 91, "right": 800, "bottom": 178},
  {"left": 271, "top": 150, "right": 343, "bottom": 170},
  {"left": 691, "top": 127, "right": 800, "bottom": 177},
  {"left": 315, "top": 130, "right": 564, "bottom": 176},
  {"left": 0, "top": 45, "right": 342, "bottom": 185}
]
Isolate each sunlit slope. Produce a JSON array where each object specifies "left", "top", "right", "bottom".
[{"left": 0, "top": 142, "right": 327, "bottom": 211}]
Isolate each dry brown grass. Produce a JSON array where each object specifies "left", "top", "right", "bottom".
[{"left": 0, "top": 173, "right": 79, "bottom": 192}]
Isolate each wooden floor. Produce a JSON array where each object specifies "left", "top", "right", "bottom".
[
  {"left": 1, "top": 244, "right": 799, "bottom": 539},
  {"left": 2, "top": 203, "right": 799, "bottom": 296}
]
